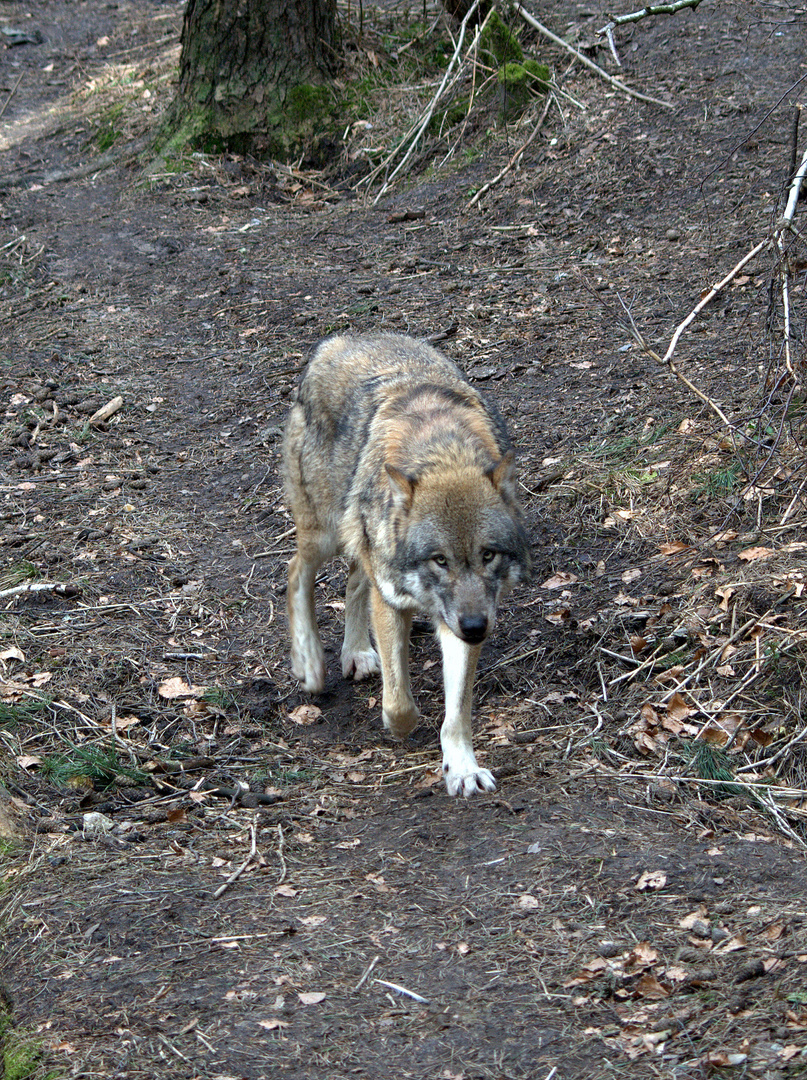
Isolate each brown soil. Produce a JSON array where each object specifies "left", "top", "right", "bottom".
[{"left": 1, "top": 2, "right": 807, "bottom": 1078}]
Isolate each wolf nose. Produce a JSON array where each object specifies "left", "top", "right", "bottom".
[{"left": 459, "top": 614, "right": 488, "bottom": 643}]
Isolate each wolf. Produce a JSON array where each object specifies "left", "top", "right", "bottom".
[{"left": 282, "top": 333, "right": 531, "bottom": 797}]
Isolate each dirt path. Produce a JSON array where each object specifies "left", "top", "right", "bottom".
[{"left": 1, "top": 2, "right": 806, "bottom": 1078}]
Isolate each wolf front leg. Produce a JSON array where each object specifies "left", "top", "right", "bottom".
[
  {"left": 437, "top": 623, "right": 496, "bottom": 797},
  {"left": 370, "top": 588, "right": 419, "bottom": 738},
  {"left": 287, "top": 547, "right": 327, "bottom": 693},
  {"left": 341, "top": 561, "right": 381, "bottom": 681}
]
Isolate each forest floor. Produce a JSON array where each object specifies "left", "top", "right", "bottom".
[{"left": 1, "top": 1, "right": 807, "bottom": 1078}]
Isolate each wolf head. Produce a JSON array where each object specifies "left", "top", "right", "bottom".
[{"left": 381, "top": 456, "right": 532, "bottom": 644}]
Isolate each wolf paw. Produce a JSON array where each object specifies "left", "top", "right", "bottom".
[
  {"left": 382, "top": 701, "right": 420, "bottom": 739},
  {"left": 341, "top": 647, "right": 381, "bottom": 682},
  {"left": 291, "top": 634, "right": 326, "bottom": 694},
  {"left": 443, "top": 761, "right": 496, "bottom": 798}
]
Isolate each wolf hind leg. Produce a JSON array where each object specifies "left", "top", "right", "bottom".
[
  {"left": 371, "top": 588, "right": 419, "bottom": 737},
  {"left": 341, "top": 561, "right": 381, "bottom": 681},
  {"left": 437, "top": 623, "right": 495, "bottom": 797},
  {"left": 287, "top": 537, "right": 330, "bottom": 693}
]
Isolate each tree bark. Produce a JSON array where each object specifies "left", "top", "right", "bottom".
[{"left": 170, "top": 0, "right": 338, "bottom": 156}]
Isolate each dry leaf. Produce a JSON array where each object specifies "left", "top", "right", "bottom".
[
  {"left": 679, "top": 906, "right": 709, "bottom": 930},
  {"left": 298, "top": 991, "right": 326, "bottom": 1005},
  {"left": 666, "top": 692, "right": 693, "bottom": 722},
  {"left": 275, "top": 884, "right": 298, "bottom": 897},
  {"left": 16, "top": 755, "right": 42, "bottom": 770},
  {"left": 713, "top": 932, "right": 747, "bottom": 953},
  {"left": 102, "top": 713, "right": 141, "bottom": 730},
  {"left": 634, "top": 973, "right": 669, "bottom": 999},
  {"left": 702, "top": 1051, "right": 747, "bottom": 1067},
  {"left": 641, "top": 703, "right": 660, "bottom": 726},
  {"left": 634, "top": 731, "right": 658, "bottom": 755},
  {"left": 626, "top": 942, "right": 659, "bottom": 968},
  {"left": 518, "top": 894, "right": 540, "bottom": 911},
  {"left": 715, "top": 585, "right": 736, "bottom": 610},
  {"left": 288, "top": 704, "right": 322, "bottom": 725},
  {"left": 737, "top": 546, "right": 775, "bottom": 562},
  {"left": 0, "top": 646, "right": 25, "bottom": 663},
  {"left": 658, "top": 540, "right": 691, "bottom": 555},
  {"left": 563, "top": 958, "right": 609, "bottom": 987},
  {"left": 635, "top": 870, "right": 667, "bottom": 892},
  {"left": 158, "top": 676, "right": 205, "bottom": 699},
  {"left": 257, "top": 1018, "right": 289, "bottom": 1030},
  {"left": 541, "top": 571, "right": 579, "bottom": 590}
]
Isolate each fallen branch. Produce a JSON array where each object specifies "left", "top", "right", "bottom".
[
  {"left": 0, "top": 581, "right": 81, "bottom": 601},
  {"left": 89, "top": 395, "right": 124, "bottom": 426},
  {"left": 598, "top": 0, "right": 703, "bottom": 64},
  {"left": 598, "top": 0, "right": 702, "bottom": 33},
  {"left": 514, "top": 3, "right": 674, "bottom": 109}
]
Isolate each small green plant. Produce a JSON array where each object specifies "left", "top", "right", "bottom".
[
  {"left": 679, "top": 740, "right": 745, "bottom": 799},
  {"left": 587, "top": 418, "right": 677, "bottom": 463},
  {"left": 0, "top": 695, "right": 51, "bottom": 734},
  {"left": 691, "top": 460, "right": 743, "bottom": 500},
  {"left": 201, "top": 687, "right": 238, "bottom": 712},
  {"left": 40, "top": 745, "right": 149, "bottom": 790},
  {"left": 0, "top": 562, "right": 40, "bottom": 589},
  {"left": 274, "top": 767, "right": 318, "bottom": 786},
  {"left": 91, "top": 102, "right": 126, "bottom": 152},
  {"left": 0, "top": 1006, "right": 50, "bottom": 1080}
]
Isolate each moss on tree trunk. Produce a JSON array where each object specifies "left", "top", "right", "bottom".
[{"left": 161, "top": 0, "right": 339, "bottom": 160}]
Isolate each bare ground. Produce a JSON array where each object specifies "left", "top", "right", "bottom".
[{"left": 1, "top": 2, "right": 807, "bottom": 1078}]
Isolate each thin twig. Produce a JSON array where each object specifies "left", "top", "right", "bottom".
[
  {"left": 374, "top": 978, "right": 430, "bottom": 1003},
  {"left": 467, "top": 92, "right": 554, "bottom": 209},
  {"left": 354, "top": 955, "right": 381, "bottom": 990},
  {"left": 775, "top": 141, "right": 807, "bottom": 385},
  {"left": 369, "top": 0, "right": 484, "bottom": 203},
  {"left": 658, "top": 613, "right": 766, "bottom": 703},
  {"left": 212, "top": 817, "right": 258, "bottom": 899},
  {"left": 609, "top": 235, "right": 772, "bottom": 434},
  {"left": 276, "top": 822, "right": 287, "bottom": 884},
  {"left": 0, "top": 72, "right": 24, "bottom": 122}
]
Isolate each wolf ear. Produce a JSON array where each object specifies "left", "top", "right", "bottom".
[
  {"left": 486, "top": 451, "right": 515, "bottom": 494},
  {"left": 386, "top": 464, "right": 417, "bottom": 508}
]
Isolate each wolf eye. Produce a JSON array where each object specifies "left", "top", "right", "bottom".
[
  {"left": 481, "top": 549, "right": 497, "bottom": 564},
  {"left": 431, "top": 554, "right": 448, "bottom": 567}
]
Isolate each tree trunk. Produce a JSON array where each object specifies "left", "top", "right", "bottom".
[{"left": 169, "top": 0, "right": 338, "bottom": 157}]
